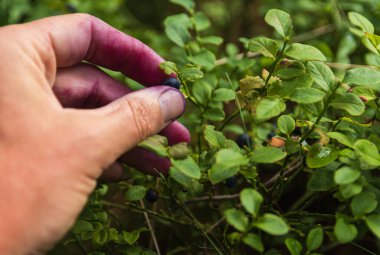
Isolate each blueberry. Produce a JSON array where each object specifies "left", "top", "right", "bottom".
[
  {"left": 236, "top": 133, "right": 251, "bottom": 148},
  {"left": 292, "top": 126, "right": 302, "bottom": 136},
  {"left": 65, "top": 3, "right": 78, "bottom": 13},
  {"left": 225, "top": 176, "right": 237, "bottom": 188},
  {"left": 267, "top": 131, "right": 276, "bottom": 140},
  {"left": 163, "top": 77, "right": 181, "bottom": 90},
  {"left": 145, "top": 189, "right": 159, "bottom": 203}
]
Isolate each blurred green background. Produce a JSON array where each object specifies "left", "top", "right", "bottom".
[
  {"left": 2, "top": 1, "right": 380, "bottom": 254},
  {"left": 2, "top": 0, "right": 380, "bottom": 64}
]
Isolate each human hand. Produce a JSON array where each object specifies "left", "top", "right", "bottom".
[{"left": 0, "top": 14, "right": 188, "bottom": 254}]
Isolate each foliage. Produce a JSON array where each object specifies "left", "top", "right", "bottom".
[{"left": 2, "top": 0, "right": 380, "bottom": 254}]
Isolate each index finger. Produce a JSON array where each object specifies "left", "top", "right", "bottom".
[{"left": 25, "top": 14, "right": 169, "bottom": 86}]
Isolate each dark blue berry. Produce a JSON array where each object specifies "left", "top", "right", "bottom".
[
  {"left": 145, "top": 189, "right": 159, "bottom": 203},
  {"left": 267, "top": 131, "right": 276, "bottom": 140},
  {"left": 163, "top": 77, "right": 181, "bottom": 90},
  {"left": 292, "top": 126, "right": 302, "bottom": 136},
  {"left": 65, "top": 3, "right": 78, "bottom": 13},
  {"left": 236, "top": 134, "right": 251, "bottom": 148},
  {"left": 225, "top": 176, "right": 237, "bottom": 188}
]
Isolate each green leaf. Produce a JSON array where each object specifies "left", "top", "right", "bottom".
[
  {"left": 275, "top": 67, "right": 305, "bottom": 79},
  {"left": 125, "top": 186, "right": 147, "bottom": 201},
  {"left": 285, "top": 238, "right": 302, "bottom": 255},
  {"left": 169, "top": 166, "right": 193, "bottom": 188},
  {"left": 307, "top": 168, "right": 335, "bottom": 191},
  {"left": 348, "top": 12, "right": 374, "bottom": 34},
  {"left": 339, "top": 183, "right": 363, "bottom": 199},
  {"left": 193, "top": 79, "right": 212, "bottom": 105},
  {"left": 187, "top": 49, "right": 216, "bottom": 70},
  {"left": 210, "top": 149, "right": 249, "bottom": 184},
  {"left": 138, "top": 135, "right": 168, "bottom": 157},
  {"left": 171, "top": 157, "right": 201, "bottom": 179},
  {"left": 168, "top": 142, "right": 189, "bottom": 159},
  {"left": 351, "top": 192, "right": 378, "bottom": 217},
  {"left": 193, "top": 12, "right": 210, "bottom": 31},
  {"left": 251, "top": 147, "right": 287, "bottom": 163},
  {"left": 334, "top": 217, "right": 357, "bottom": 243},
  {"left": 255, "top": 97, "right": 286, "bottom": 121},
  {"left": 203, "top": 106, "right": 225, "bottom": 121},
  {"left": 334, "top": 166, "right": 360, "bottom": 185},
  {"left": 366, "top": 33, "right": 380, "bottom": 53},
  {"left": 107, "top": 228, "right": 119, "bottom": 242},
  {"left": 213, "top": 88, "right": 236, "bottom": 101},
  {"left": 354, "top": 139, "right": 380, "bottom": 169},
  {"left": 242, "top": 233, "right": 264, "bottom": 253},
  {"left": 352, "top": 87, "right": 376, "bottom": 101},
  {"left": 249, "top": 37, "right": 279, "bottom": 58},
  {"left": 365, "top": 215, "right": 380, "bottom": 238},
  {"left": 198, "top": 36, "right": 223, "bottom": 45},
  {"left": 331, "top": 93, "right": 365, "bottom": 116},
  {"left": 343, "top": 67, "right": 380, "bottom": 89},
  {"left": 289, "top": 87, "right": 325, "bottom": 104},
  {"left": 180, "top": 66, "right": 204, "bottom": 82},
  {"left": 203, "top": 125, "right": 226, "bottom": 148},
  {"left": 306, "top": 227, "right": 323, "bottom": 251},
  {"left": 285, "top": 43, "right": 326, "bottom": 61},
  {"left": 277, "top": 115, "right": 295, "bottom": 135},
  {"left": 264, "top": 9, "right": 293, "bottom": 38},
  {"left": 254, "top": 213, "right": 289, "bottom": 236},
  {"left": 224, "top": 208, "right": 249, "bottom": 232},
  {"left": 72, "top": 220, "right": 93, "bottom": 234},
  {"left": 159, "top": 61, "right": 178, "bottom": 75},
  {"left": 306, "top": 144, "right": 340, "bottom": 168},
  {"left": 169, "top": 0, "right": 194, "bottom": 12},
  {"left": 92, "top": 229, "right": 108, "bottom": 245},
  {"left": 164, "top": 14, "right": 191, "bottom": 47},
  {"left": 306, "top": 61, "right": 335, "bottom": 92},
  {"left": 327, "top": 132, "right": 355, "bottom": 148},
  {"left": 240, "top": 188, "right": 263, "bottom": 217},
  {"left": 122, "top": 230, "right": 141, "bottom": 245}
]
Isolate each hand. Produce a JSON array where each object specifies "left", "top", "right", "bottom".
[{"left": 0, "top": 14, "right": 188, "bottom": 254}]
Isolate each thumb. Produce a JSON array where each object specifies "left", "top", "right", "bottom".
[{"left": 71, "top": 86, "right": 185, "bottom": 172}]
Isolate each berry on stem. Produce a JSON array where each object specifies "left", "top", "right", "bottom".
[
  {"left": 163, "top": 77, "right": 181, "bottom": 90},
  {"left": 236, "top": 133, "right": 251, "bottom": 148},
  {"left": 292, "top": 126, "right": 302, "bottom": 136},
  {"left": 145, "top": 188, "right": 159, "bottom": 203},
  {"left": 225, "top": 176, "right": 237, "bottom": 188},
  {"left": 267, "top": 131, "right": 276, "bottom": 140}
]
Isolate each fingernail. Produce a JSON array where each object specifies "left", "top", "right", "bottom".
[{"left": 159, "top": 89, "right": 186, "bottom": 122}]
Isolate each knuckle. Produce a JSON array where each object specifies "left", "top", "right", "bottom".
[{"left": 123, "top": 97, "right": 154, "bottom": 140}]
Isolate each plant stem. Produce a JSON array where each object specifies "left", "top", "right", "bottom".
[
  {"left": 181, "top": 79, "right": 200, "bottom": 108},
  {"left": 102, "top": 200, "right": 193, "bottom": 226},
  {"left": 140, "top": 200, "right": 161, "bottom": 255},
  {"left": 218, "top": 110, "right": 240, "bottom": 131},
  {"left": 264, "top": 40, "right": 288, "bottom": 88},
  {"left": 288, "top": 191, "right": 315, "bottom": 212},
  {"left": 351, "top": 242, "right": 378, "bottom": 255},
  {"left": 225, "top": 72, "right": 251, "bottom": 150},
  {"left": 175, "top": 197, "right": 225, "bottom": 255},
  {"left": 300, "top": 80, "right": 341, "bottom": 143}
]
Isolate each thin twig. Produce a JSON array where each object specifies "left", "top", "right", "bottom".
[
  {"left": 206, "top": 216, "right": 226, "bottom": 234},
  {"left": 140, "top": 200, "right": 161, "bottom": 255},
  {"left": 185, "top": 194, "right": 240, "bottom": 203},
  {"left": 186, "top": 156, "right": 302, "bottom": 204},
  {"left": 102, "top": 200, "right": 193, "bottom": 226},
  {"left": 264, "top": 156, "right": 302, "bottom": 187}
]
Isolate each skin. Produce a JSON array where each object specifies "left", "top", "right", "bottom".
[{"left": 0, "top": 14, "right": 189, "bottom": 254}]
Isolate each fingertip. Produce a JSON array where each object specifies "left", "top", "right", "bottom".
[
  {"left": 120, "top": 147, "right": 171, "bottom": 176},
  {"left": 159, "top": 121, "right": 191, "bottom": 145}
]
